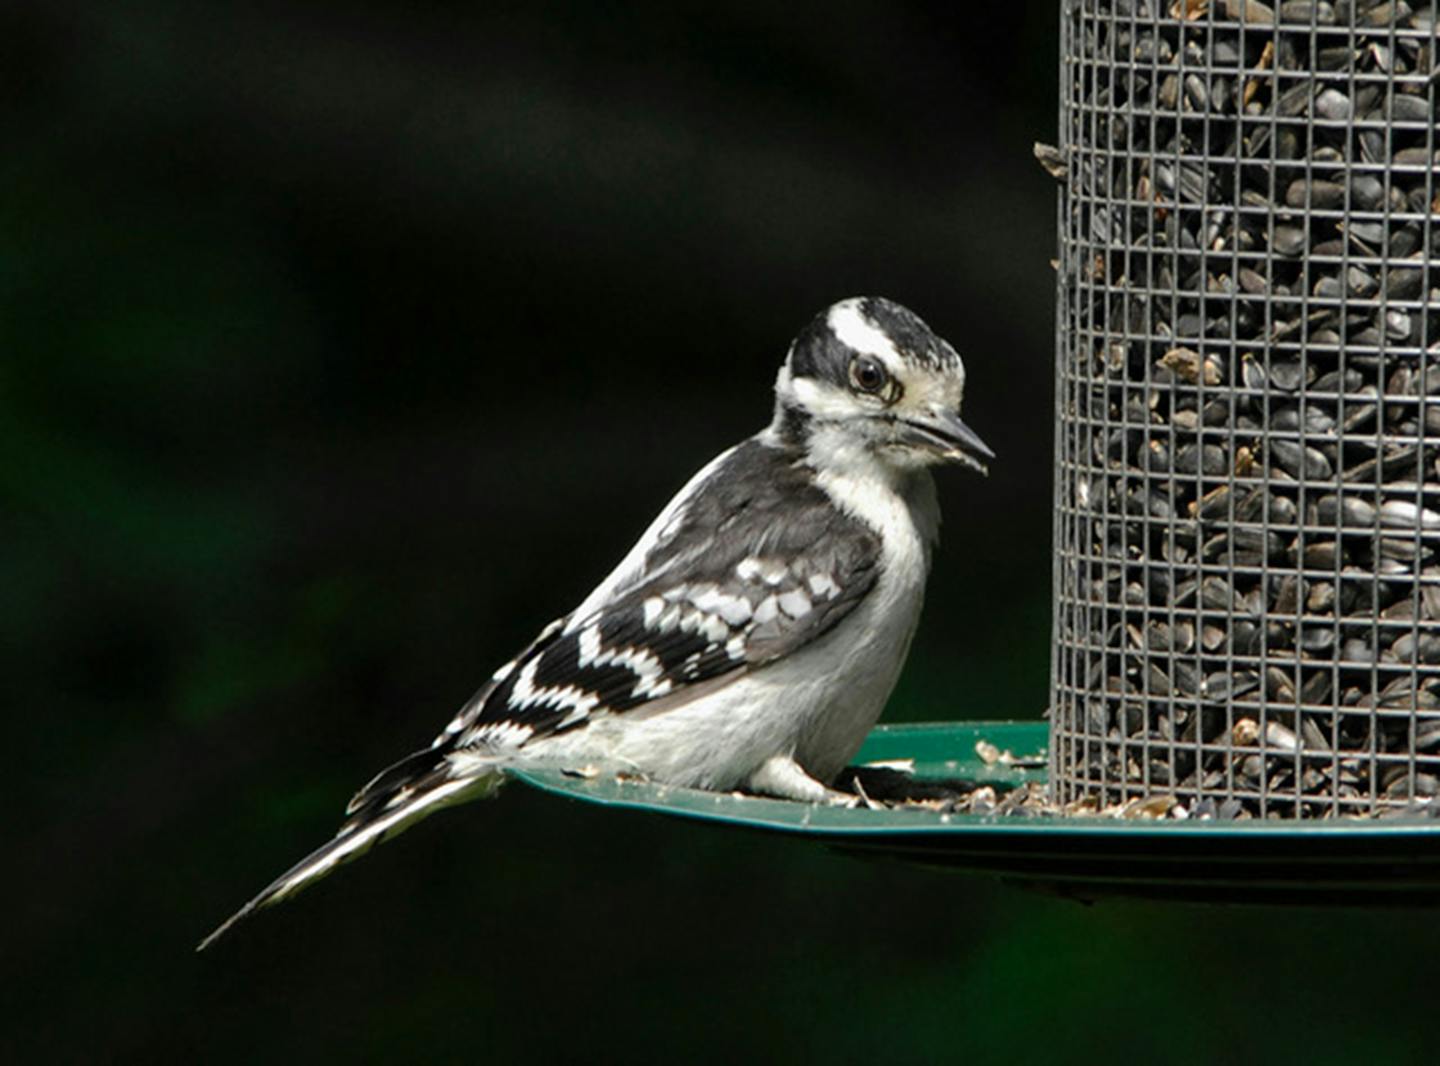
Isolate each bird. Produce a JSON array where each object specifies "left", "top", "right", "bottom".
[{"left": 198, "top": 296, "right": 993, "bottom": 950}]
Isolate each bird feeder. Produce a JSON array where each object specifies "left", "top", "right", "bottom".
[
  {"left": 514, "top": 0, "right": 1440, "bottom": 900},
  {"left": 1051, "top": 0, "right": 1440, "bottom": 819}
]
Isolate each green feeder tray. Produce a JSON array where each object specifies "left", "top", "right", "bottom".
[{"left": 512, "top": 720, "right": 1440, "bottom": 905}]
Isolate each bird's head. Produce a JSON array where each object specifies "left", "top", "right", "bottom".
[{"left": 771, "top": 297, "right": 994, "bottom": 476}]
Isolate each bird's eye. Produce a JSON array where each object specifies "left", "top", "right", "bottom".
[{"left": 850, "top": 356, "right": 889, "bottom": 396}]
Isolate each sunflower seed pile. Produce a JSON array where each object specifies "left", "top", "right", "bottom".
[
  {"left": 844, "top": 743, "right": 1440, "bottom": 819},
  {"left": 1050, "top": 0, "right": 1440, "bottom": 816}
]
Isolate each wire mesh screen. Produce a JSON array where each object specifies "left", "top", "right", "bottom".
[{"left": 1051, "top": 0, "right": 1440, "bottom": 817}]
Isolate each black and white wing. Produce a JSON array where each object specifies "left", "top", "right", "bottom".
[
  {"left": 196, "top": 437, "right": 880, "bottom": 949},
  {"left": 436, "top": 437, "right": 883, "bottom": 751}
]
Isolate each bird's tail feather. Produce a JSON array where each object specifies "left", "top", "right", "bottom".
[{"left": 197, "top": 748, "right": 505, "bottom": 951}]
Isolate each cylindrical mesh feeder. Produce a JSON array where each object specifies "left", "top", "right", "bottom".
[{"left": 1051, "top": 0, "right": 1440, "bottom": 817}]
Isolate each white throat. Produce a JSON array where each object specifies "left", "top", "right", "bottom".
[{"left": 803, "top": 420, "right": 941, "bottom": 554}]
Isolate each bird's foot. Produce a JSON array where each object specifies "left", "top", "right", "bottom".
[{"left": 745, "top": 755, "right": 856, "bottom": 806}]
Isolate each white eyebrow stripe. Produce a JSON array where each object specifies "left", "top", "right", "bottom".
[{"left": 827, "top": 300, "right": 902, "bottom": 368}]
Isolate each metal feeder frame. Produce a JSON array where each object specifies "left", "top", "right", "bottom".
[{"left": 1051, "top": 0, "right": 1440, "bottom": 818}]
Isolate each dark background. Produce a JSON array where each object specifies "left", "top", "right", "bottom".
[{"left": 6, "top": 2, "right": 1437, "bottom": 1062}]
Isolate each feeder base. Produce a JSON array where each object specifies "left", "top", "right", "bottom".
[{"left": 512, "top": 721, "right": 1440, "bottom": 905}]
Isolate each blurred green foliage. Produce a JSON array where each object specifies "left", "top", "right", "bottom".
[{"left": 6, "top": 1, "right": 1438, "bottom": 1062}]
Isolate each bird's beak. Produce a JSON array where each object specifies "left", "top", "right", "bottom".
[{"left": 898, "top": 407, "right": 995, "bottom": 474}]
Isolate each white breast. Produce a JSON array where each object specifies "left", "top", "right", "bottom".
[{"left": 791, "top": 465, "right": 938, "bottom": 778}]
